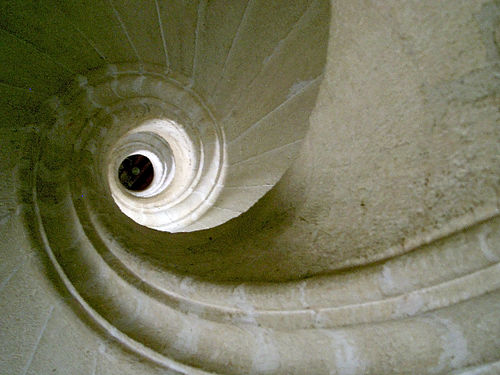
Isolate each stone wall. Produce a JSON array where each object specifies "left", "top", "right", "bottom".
[{"left": 0, "top": 1, "right": 499, "bottom": 374}]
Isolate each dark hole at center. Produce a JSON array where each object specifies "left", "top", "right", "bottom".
[{"left": 118, "top": 154, "right": 154, "bottom": 191}]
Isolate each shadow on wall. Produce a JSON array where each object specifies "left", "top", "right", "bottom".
[{"left": 93, "top": 0, "right": 331, "bottom": 280}]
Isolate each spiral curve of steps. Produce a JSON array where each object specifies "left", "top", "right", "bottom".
[{"left": 1, "top": 1, "right": 499, "bottom": 374}]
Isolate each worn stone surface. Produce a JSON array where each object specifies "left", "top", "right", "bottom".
[{"left": 0, "top": 0, "right": 499, "bottom": 374}]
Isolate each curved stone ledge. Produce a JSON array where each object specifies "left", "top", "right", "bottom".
[{"left": 2, "top": 0, "right": 499, "bottom": 374}]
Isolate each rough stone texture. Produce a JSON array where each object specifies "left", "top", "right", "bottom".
[{"left": 0, "top": 0, "right": 499, "bottom": 374}]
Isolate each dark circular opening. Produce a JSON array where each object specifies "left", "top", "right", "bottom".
[{"left": 118, "top": 154, "right": 154, "bottom": 191}]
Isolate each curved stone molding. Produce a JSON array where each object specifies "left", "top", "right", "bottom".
[
  {"left": 91, "top": 66, "right": 226, "bottom": 232},
  {"left": 1, "top": 0, "right": 499, "bottom": 374},
  {"left": 33, "top": 61, "right": 323, "bottom": 233},
  {"left": 28, "top": 114, "right": 500, "bottom": 373}
]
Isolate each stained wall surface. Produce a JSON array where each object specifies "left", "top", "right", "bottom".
[{"left": 0, "top": 1, "right": 499, "bottom": 374}]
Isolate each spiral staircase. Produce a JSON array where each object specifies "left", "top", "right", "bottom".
[{"left": 1, "top": 1, "right": 499, "bottom": 374}]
